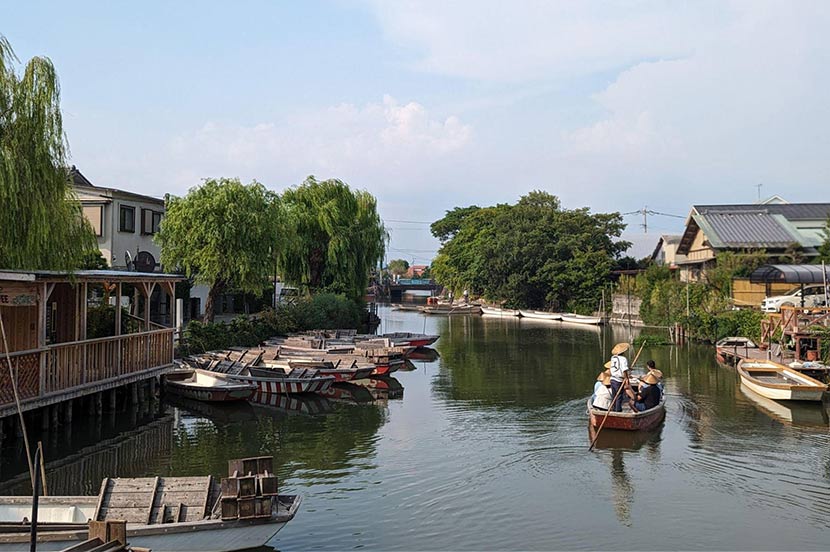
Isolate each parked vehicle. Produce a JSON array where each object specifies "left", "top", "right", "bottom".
[{"left": 761, "top": 284, "right": 829, "bottom": 312}]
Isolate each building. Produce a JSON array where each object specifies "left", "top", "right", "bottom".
[
  {"left": 406, "top": 265, "right": 429, "bottom": 278},
  {"left": 650, "top": 235, "right": 685, "bottom": 268},
  {"left": 674, "top": 200, "right": 830, "bottom": 281}
]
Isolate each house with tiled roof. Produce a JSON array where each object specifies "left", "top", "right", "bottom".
[{"left": 674, "top": 200, "right": 830, "bottom": 281}]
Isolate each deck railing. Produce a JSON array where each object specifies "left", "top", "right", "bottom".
[{"left": 1, "top": 328, "right": 175, "bottom": 408}]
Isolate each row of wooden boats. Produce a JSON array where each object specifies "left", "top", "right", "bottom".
[{"left": 482, "top": 306, "right": 603, "bottom": 325}]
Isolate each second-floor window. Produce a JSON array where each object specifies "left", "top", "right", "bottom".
[
  {"left": 119, "top": 205, "right": 135, "bottom": 233},
  {"left": 142, "top": 208, "right": 163, "bottom": 235},
  {"left": 82, "top": 205, "right": 104, "bottom": 237}
]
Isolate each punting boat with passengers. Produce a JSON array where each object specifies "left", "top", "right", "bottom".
[
  {"left": 737, "top": 359, "right": 827, "bottom": 401},
  {"left": 518, "top": 310, "right": 561, "bottom": 321},
  {"left": 560, "top": 313, "right": 603, "bottom": 325},
  {"left": 480, "top": 306, "right": 520, "bottom": 317},
  {"left": 163, "top": 367, "right": 257, "bottom": 402},
  {"left": 0, "top": 471, "right": 300, "bottom": 552},
  {"left": 587, "top": 397, "right": 666, "bottom": 431}
]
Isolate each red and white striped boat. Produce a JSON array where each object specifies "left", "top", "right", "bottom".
[
  {"left": 260, "top": 359, "right": 375, "bottom": 382},
  {"left": 228, "top": 368, "right": 334, "bottom": 395}
]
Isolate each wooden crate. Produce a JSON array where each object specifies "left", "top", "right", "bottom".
[
  {"left": 258, "top": 474, "right": 278, "bottom": 496},
  {"left": 238, "top": 476, "right": 257, "bottom": 498},
  {"left": 220, "top": 477, "right": 240, "bottom": 498},
  {"left": 238, "top": 498, "right": 257, "bottom": 519},
  {"left": 220, "top": 498, "right": 238, "bottom": 520},
  {"left": 228, "top": 456, "right": 273, "bottom": 476},
  {"left": 255, "top": 497, "right": 273, "bottom": 518}
]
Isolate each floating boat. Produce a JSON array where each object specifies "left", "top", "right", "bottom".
[
  {"left": 587, "top": 398, "right": 666, "bottom": 431},
  {"left": 376, "top": 332, "right": 439, "bottom": 348},
  {"left": 163, "top": 368, "right": 256, "bottom": 402},
  {"left": 223, "top": 366, "right": 335, "bottom": 395},
  {"left": 737, "top": 359, "right": 827, "bottom": 401},
  {"left": 480, "top": 306, "right": 520, "bottom": 317},
  {"left": 560, "top": 313, "right": 603, "bottom": 325},
  {"left": 715, "top": 336, "right": 759, "bottom": 364},
  {"left": 0, "top": 475, "right": 300, "bottom": 552},
  {"left": 518, "top": 310, "right": 562, "bottom": 321},
  {"left": 259, "top": 358, "right": 376, "bottom": 382},
  {"left": 739, "top": 383, "right": 829, "bottom": 426},
  {"left": 421, "top": 305, "right": 481, "bottom": 315}
]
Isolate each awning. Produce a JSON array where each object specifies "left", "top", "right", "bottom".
[{"left": 748, "top": 264, "right": 830, "bottom": 284}]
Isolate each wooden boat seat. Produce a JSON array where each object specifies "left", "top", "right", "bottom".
[{"left": 95, "top": 476, "right": 217, "bottom": 525}]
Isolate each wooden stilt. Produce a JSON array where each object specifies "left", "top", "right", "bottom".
[
  {"left": 50, "top": 405, "right": 59, "bottom": 428},
  {"left": 109, "top": 389, "right": 117, "bottom": 411},
  {"left": 64, "top": 401, "right": 73, "bottom": 424},
  {"left": 41, "top": 409, "right": 50, "bottom": 431},
  {"left": 95, "top": 393, "right": 103, "bottom": 416},
  {"left": 130, "top": 383, "right": 139, "bottom": 405}
]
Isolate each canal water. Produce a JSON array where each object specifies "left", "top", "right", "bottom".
[{"left": 3, "top": 305, "right": 830, "bottom": 550}]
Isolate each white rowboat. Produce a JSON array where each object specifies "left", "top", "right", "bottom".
[
  {"left": 737, "top": 359, "right": 827, "bottom": 401},
  {"left": 518, "top": 310, "right": 562, "bottom": 321},
  {"left": 163, "top": 368, "right": 256, "bottom": 402},
  {"left": 480, "top": 306, "right": 520, "bottom": 317}
]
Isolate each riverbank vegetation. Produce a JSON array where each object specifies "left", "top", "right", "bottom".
[{"left": 430, "top": 191, "right": 628, "bottom": 312}]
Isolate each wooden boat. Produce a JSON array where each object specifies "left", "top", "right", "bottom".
[
  {"left": 377, "top": 332, "right": 439, "bottom": 348},
  {"left": 587, "top": 398, "right": 666, "bottom": 431},
  {"left": 518, "top": 310, "right": 562, "bottom": 321},
  {"left": 480, "top": 306, "right": 520, "bottom": 317},
  {"left": 259, "top": 358, "right": 376, "bottom": 382},
  {"left": 739, "top": 383, "right": 829, "bottom": 426},
  {"left": 0, "top": 476, "right": 300, "bottom": 552},
  {"left": 223, "top": 366, "right": 335, "bottom": 395},
  {"left": 421, "top": 304, "right": 481, "bottom": 315},
  {"left": 715, "top": 336, "right": 758, "bottom": 364},
  {"left": 737, "top": 359, "right": 827, "bottom": 401},
  {"left": 560, "top": 313, "right": 603, "bottom": 325},
  {"left": 163, "top": 368, "right": 256, "bottom": 402},
  {"left": 272, "top": 346, "right": 404, "bottom": 376}
]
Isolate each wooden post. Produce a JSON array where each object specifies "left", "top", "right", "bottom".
[
  {"left": 38, "top": 282, "right": 48, "bottom": 397},
  {"left": 108, "top": 389, "right": 117, "bottom": 411},
  {"left": 95, "top": 392, "right": 103, "bottom": 416},
  {"left": 81, "top": 282, "right": 88, "bottom": 385},
  {"left": 64, "top": 400, "right": 73, "bottom": 424},
  {"left": 50, "top": 405, "right": 59, "bottom": 428},
  {"left": 115, "top": 283, "right": 122, "bottom": 336}
]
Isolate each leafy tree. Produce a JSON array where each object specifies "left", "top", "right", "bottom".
[
  {"left": 388, "top": 259, "right": 409, "bottom": 277},
  {"left": 782, "top": 242, "right": 805, "bottom": 265},
  {"left": 279, "top": 176, "right": 387, "bottom": 300},
  {"left": 156, "top": 178, "right": 282, "bottom": 322},
  {"left": 817, "top": 215, "right": 830, "bottom": 264},
  {"left": 81, "top": 250, "right": 109, "bottom": 270},
  {"left": 431, "top": 191, "right": 629, "bottom": 312},
  {"left": 0, "top": 35, "right": 96, "bottom": 270}
]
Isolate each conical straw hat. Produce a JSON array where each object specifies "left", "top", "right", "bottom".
[{"left": 611, "top": 342, "right": 630, "bottom": 355}]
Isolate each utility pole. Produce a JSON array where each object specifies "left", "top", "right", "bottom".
[{"left": 755, "top": 183, "right": 763, "bottom": 201}]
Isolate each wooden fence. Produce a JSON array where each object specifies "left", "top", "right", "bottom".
[{"left": 731, "top": 278, "right": 793, "bottom": 307}]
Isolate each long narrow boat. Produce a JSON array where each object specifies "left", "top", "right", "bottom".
[
  {"left": 224, "top": 367, "right": 335, "bottom": 395},
  {"left": 421, "top": 305, "right": 481, "bottom": 315},
  {"left": 163, "top": 368, "right": 256, "bottom": 402},
  {"left": 376, "top": 332, "right": 439, "bottom": 347},
  {"left": 560, "top": 313, "right": 603, "bottom": 325},
  {"left": 737, "top": 359, "right": 827, "bottom": 401},
  {"left": 0, "top": 477, "right": 301, "bottom": 552},
  {"left": 480, "top": 306, "right": 520, "bottom": 317},
  {"left": 258, "top": 359, "right": 376, "bottom": 383},
  {"left": 518, "top": 310, "right": 561, "bottom": 321},
  {"left": 587, "top": 398, "right": 666, "bottom": 431}
]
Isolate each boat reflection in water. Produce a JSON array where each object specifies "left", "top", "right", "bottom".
[
  {"left": 249, "top": 391, "right": 334, "bottom": 416},
  {"left": 407, "top": 347, "right": 440, "bottom": 363},
  {"left": 350, "top": 376, "right": 404, "bottom": 402},
  {"left": 166, "top": 394, "right": 258, "bottom": 424},
  {"left": 739, "top": 384, "right": 829, "bottom": 427},
  {"left": 321, "top": 382, "right": 377, "bottom": 403},
  {"left": 587, "top": 423, "right": 664, "bottom": 452}
]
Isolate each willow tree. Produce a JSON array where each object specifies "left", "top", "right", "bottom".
[
  {"left": 156, "top": 178, "right": 282, "bottom": 322},
  {"left": 279, "top": 176, "right": 387, "bottom": 300},
  {"left": 0, "top": 36, "right": 96, "bottom": 269}
]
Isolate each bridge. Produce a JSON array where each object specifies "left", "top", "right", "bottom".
[{"left": 386, "top": 279, "right": 441, "bottom": 301}]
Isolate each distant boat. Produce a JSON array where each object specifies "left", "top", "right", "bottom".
[
  {"left": 480, "top": 306, "right": 520, "bottom": 317},
  {"left": 163, "top": 368, "right": 256, "bottom": 402},
  {"left": 376, "top": 332, "right": 440, "bottom": 347},
  {"left": 560, "top": 313, "right": 603, "bottom": 325},
  {"left": 518, "top": 310, "right": 562, "bottom": 321},
  {"left": 422, "top": 304, "right": 481, "bottom": 315},
  {"left": 737, "top": 359, "right": 827, "bottom": 401},
  {"left": 587, "top": 398, "right": 666, "bottom": 431}
]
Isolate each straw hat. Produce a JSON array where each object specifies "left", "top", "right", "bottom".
[
  {"left": 603, "top": 360, "right": 613, "bottom": 369},
  {"left": 641, "top": 372, "right": 659, "bottom": 385},
  {"left": 596, "top": 370, "right": 611, "bottom": 386},
  {"left": 611, "top": 342, "right": 630, "bottom": 355},
  {"left": 649, "top": 368, "right": 664, "bottom": 380}
]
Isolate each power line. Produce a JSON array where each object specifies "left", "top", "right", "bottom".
[
  {"left": 622, "top": 206, "right": 685, "bottom": 233},
  {"left": 384, "top": 219, "right": 432, "bottom": 224}
]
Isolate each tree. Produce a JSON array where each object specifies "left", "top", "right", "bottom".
[
  {"left": 817, "top": 215, "right": 830, "bottom": 264},
  {"left": 431, "top": 191, "right": 629, "bottom": 311},
  {"left": 279, "top": 176, "right": 387, "bottom": 300},
  {"left": 388, "top": 259, "right": 409, "bottom": 277},
  {"left": 0, "top": 35, "right": 96, "bottom": 270},
  {"left": 156, "top": 178, "right": 281, "bottom": 322}
]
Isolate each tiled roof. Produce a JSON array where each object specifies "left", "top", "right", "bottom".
[
  {"left": 694, "top": 212, "right": 803, "bottom": 249},
  {"left": 694, "top": 203, "right": 830, "bottom": 221}
]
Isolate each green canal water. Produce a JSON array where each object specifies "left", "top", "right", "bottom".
[{"left": 3, "top": 305, "right": 830, "bottom": 550}]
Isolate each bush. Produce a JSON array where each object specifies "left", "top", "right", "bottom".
[
  {"left": 180, "top": 293, "right": 363, "bottom": 355},
  {"left": 87, "top": 304, "right": 140, "bottom": 339}
]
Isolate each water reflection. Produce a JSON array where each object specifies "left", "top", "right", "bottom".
[{"left": 738, "top": 384, "right": 829, "bottom": 427}]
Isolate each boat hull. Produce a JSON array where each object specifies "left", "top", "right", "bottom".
[
  {"left": 587, "top": 399, "right": 666, "bottom": 431},
  {"left": 560, "top": 314, "right": 602, "bottom": 325},
  {"left": 737, "top": 360, "right": 827, "bottom": 402},
  {"left": 230, "top": 372, "right": 334, "bottom": 395},
  {"left": 518, "top": 310, "right": 561, "bottom": 321},
  {"left": 480, "top": 306, "right": 520, "bottom": 317}
]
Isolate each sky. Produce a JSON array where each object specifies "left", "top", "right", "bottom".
[{"left": 5, "top": 1, "right": 830, "bottom": 261}]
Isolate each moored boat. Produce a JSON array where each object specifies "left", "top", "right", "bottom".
[
  {"left": 737, "top": 359, "right": 827, "bottom": 401},
  {"left": 587, "top": 398, "right": 666, "bottom": 431},
  {"left": 227, "top": 367, "right": 335, "bottom": 395},
  {"left": 480, "top": 306, "right": 521, "bottom": 317},
  {"left": 259, "top": 358, "right": 376, "bottom": 382},
  {"left": 163, "top": 368, "right": 256, "bottom": 402},
  {"left": 518, "top": 310, "right": 562, "bottom": 321},
  {"left": 560, "top": 313, "right": 603, "bottom": 325},
  {"left": 376, "top": 332, "right": 439, "bottom": 347},
  {"left": 715, "top": 336, "right": 759, "bottom": 364},
  {"left": 422, "top": 304, "right": 481, "bottom": 315}
]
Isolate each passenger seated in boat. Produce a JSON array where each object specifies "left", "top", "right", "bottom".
[
  {"left": 646, "top": 361, "right": 664, "bottom": 394},
  {"left": 625, "top": 372, "right": 661, "bottom": 412},
  {"left": 608, "top": 342, "right": 630, "bottom": 411},
  {"left": 592, "top": 369, "right": 613, "bottom": 411}
]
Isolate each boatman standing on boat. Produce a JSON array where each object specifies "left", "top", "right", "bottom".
[{"left": 608, "top": 342, "right": 630, "bottom": 411}]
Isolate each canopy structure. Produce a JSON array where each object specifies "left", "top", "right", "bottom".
[{"left": 749, "top": 264, "right": 830, "bottom": 284}]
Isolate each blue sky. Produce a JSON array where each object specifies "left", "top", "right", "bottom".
[{"left": 6, "top": 1, "right": 830, "bottom": 261}]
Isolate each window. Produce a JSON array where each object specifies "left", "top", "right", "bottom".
[
  {"left": 82, "top": 205, "right": 104, "bottom": 236},
  {"left": 119, "top": 205, "right": 135, "bottom": 233},
  {"left": 141, "top": 208, "right": 163, "bottom": 235}
]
